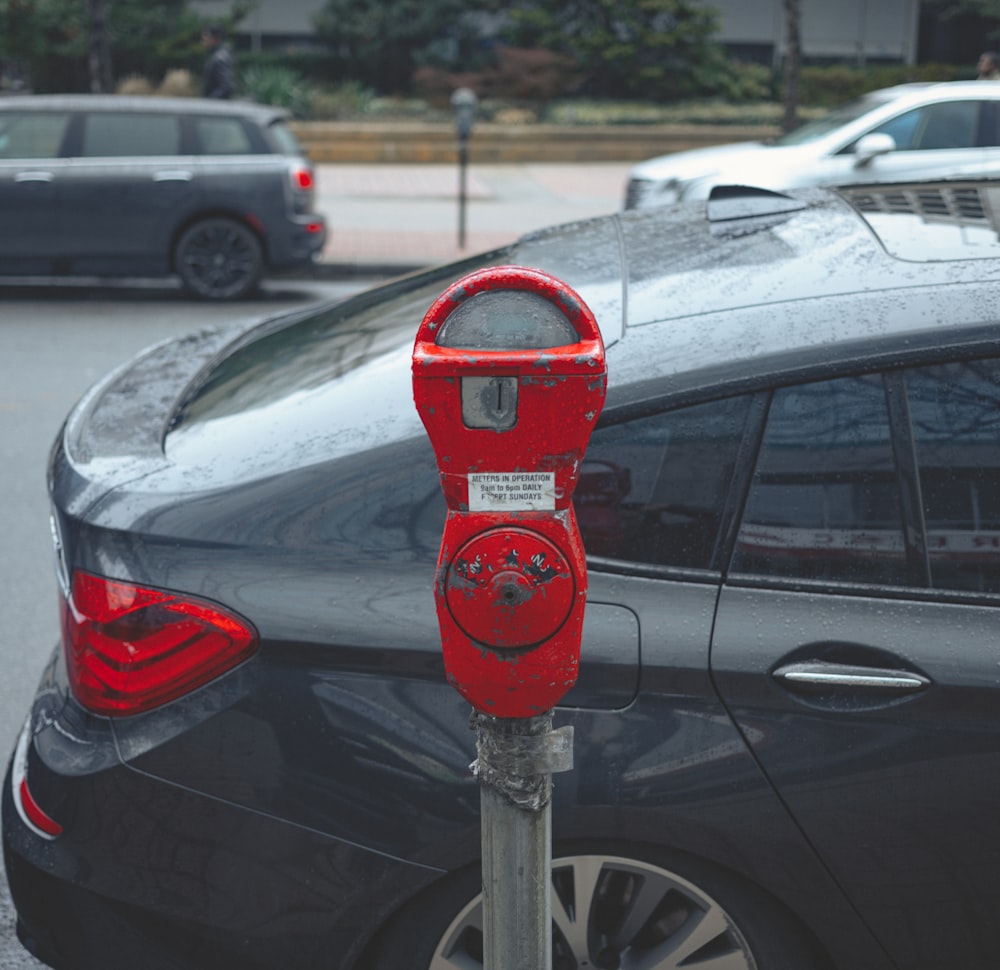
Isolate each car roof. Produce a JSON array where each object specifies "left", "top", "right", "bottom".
[
  {"left": 508, "top": 183, "right": 1000, "bottom": 407},
  {"left": 863, "top": 80, "right": 1000, "bottom": 103},
  {"left": 0, "top": 93, "right": 289, "bottom": 121}
]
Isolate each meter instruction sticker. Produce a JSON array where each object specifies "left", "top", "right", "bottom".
[{"left": 468, "top": 472, "right": 556, "bottom": 512}]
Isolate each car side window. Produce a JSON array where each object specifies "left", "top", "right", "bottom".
[
  {"left": 194, "top": 117, "right": 254, "bottom": 155},
  {"left": 874, "top": 101, "right": 979, "bottom": 152},
  {"left": 977, "top": 101, "right": 1000, "bottom": 147},
  {"left": 732, "top": 375, "right": 907, "bottom": 585},
  {"left": 0, "top": 112, "right": 70, "bottom": 158},
  {"left": 81, "top": 113, "right": 181, "bottom": 157},
  {"left": 576, "top": 396, "right": 751, "bottom": 569},
  {"left": 870, "top": 108, "right": 923, "bottom": 150},
  {"left": 908, "top": 359, "right": 1000, "bottom": 594}
]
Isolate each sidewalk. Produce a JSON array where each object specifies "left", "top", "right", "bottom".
[{"left": 312, "top": 162, "right": 632, "bottom": 275}]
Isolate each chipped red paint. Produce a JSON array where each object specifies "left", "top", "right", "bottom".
[{"left": 413, "top": 266, "right": 607, "bottom": 716}]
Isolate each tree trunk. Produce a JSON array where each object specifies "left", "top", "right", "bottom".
[
  {"left": 782, "top": 0, "right": 801, "bottom": 133},
  {"left": 87, "top": 0, "right": 113, "bottom": 93}
]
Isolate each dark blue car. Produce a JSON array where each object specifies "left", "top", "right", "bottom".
[{"left": 6, "top": 181, "right": 1000, "bottom": 970}]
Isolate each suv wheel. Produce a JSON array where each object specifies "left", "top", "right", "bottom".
[
  {"left": 175, "top": 217, "right": 263, "bottom": 300},
  {"left": 366, "top": 845, "right": 827, "bottom": 970}
]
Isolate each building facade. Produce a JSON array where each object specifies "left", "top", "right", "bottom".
[{"left": 194, "top": 0, "right": 923, "bottom": 65}]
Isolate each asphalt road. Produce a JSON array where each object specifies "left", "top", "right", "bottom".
[{"left": 0, "top": 277, "right": 374, "bottom": 969}]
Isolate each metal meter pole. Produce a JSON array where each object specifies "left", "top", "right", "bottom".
[
  {"left": 450, "top": 87, "right": 477, "bottom": 250},
  {"left": 474, "top": 712, "right": 574, "bottom": 970}
]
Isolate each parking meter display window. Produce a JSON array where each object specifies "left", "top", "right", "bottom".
[
  {"left": 435, "top": 290, "right": 578, "bottom": 349},
  {"left": 579, "top": 395, "right": 752, "bottom": 568}
]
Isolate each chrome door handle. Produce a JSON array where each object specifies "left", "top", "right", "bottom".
[
  {"left": 773, "top": 662, "right": 930, "bottom": 693},
  {"left": 15, "top": 171, "right": 54, "bottom": 183},
  {"left": 153, "top": 170, "right": 193, "bottom": 182}
]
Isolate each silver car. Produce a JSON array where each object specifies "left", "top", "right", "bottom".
[
  {"left": 625, "top": 80, "right": 1000, "bottom": 210},
  {"left": 0, "top": 94, "right": 327, "bottom": 299}
]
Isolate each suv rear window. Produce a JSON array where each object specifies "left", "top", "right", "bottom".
[
  {"left": 194, "top": 117, "right": 255, "bottom": 155},
  {"left": 266, "top": 120, "right": 304, "bottom": 155}
]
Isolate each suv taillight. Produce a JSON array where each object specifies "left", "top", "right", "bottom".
[
  {"left": 291, "top": 165, "right": 314, "bottom": 192},
  {"left": 61, "top": 571, "right": 258, "bottom": 716},
  {"left": 288, "top": 163, "right": 316, "bottom": 213}
]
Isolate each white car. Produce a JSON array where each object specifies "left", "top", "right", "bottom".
[{"left": 624, "top": 80, "right": 1000, "bottom": 209}]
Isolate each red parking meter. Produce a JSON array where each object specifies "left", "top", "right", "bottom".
[{"left": 412, "top": 266, "right": 607, "bottom": 717}]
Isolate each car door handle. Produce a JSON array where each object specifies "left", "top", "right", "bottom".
[
  {"left": 15, "top": 171, "right": 54, "bottom": 183},
  {"left": 153, "top": 170, "right": 193, "bottom": 182},
  {"left": 773, "top": 661, "right": 931, "bottom": 694}
]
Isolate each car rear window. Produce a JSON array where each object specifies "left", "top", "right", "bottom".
[
  {"left": 580, "top": 396, "right": 751, "bottom": 570},
  {"left": 171, "top": 257, "right": 502, "bottom": 430},
  {"left": 732, "top": 374, "right": 907, "bottom": 587},
  {"left": 266, "top": 120, "right": 304, "bottom": 155},
  {"left": 194, "top": 116, "right": 255, "bottom": 155}
]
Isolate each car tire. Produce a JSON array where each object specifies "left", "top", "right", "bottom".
[
  {"left": 174, "top": 217, "right": 263, "bottom": 300},
  {"left": 364, "top": 842, "right": 828, "bottom": 970}
]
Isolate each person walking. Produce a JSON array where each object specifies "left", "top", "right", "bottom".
[
  {"left": 202, "top": 25, "right": 235, "bottom": 99},
  {"left": 977, "top": 51, "right": 1000, "bottom": 80}
]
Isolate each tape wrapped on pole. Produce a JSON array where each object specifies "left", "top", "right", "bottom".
[{"left": 471, "top": 712, "right": 574, "bottom": 811}]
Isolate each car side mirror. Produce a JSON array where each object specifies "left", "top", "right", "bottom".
[{"left": 854, "top": 132, "right": 896, "bottom": 167}]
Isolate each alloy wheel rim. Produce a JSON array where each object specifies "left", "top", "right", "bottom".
[
  {"left": 182, "top": 224, "right": 256, "bottom": 295},
  {"left": 429, "top": 854, "right": 758, "bottom": 970}
]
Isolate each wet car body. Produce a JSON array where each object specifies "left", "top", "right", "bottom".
[{"left": 6, "top": 182, "right": 1000, "bottom": 970}]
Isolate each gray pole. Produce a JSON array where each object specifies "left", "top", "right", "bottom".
[
  {"left": 458, "top": 139, "right": 469, "bottom": 250},
  {"left": 450, "top": 88, "right": 477, "bottom": 251},
  {"left": 473, "top": 712, "right": 574, "bottom": 970}
]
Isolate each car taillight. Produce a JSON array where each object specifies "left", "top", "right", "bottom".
[
  {"left": 61, "top": 570, "right": 258, "bottom": 716},
  {"left": 291, "top": 165, "right": 314, "bottom": 192}
]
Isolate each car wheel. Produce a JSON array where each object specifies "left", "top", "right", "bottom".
[
  {"left": 365, "top": 844, "right": 827, "bottom": 970},
  {"left": 174, "top": 217, "right": 263, "bottom": 300}
]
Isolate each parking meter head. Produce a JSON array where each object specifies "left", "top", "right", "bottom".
[
  {"left": 450, "top": 86, "right": 478, "bottom": 142},
  {"left": 412, "top": 266, "right": 607, "bottom": 716}
]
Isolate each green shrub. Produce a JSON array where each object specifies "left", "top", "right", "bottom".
[
  {"left": 798, "top": 62, "right": 967, "bottom": 106},
  {"left": 308, "top": 81, "right": 377, "bottom": 119},
  {"left": 239, "top": 64, "right": 312, "bottom": 117}
]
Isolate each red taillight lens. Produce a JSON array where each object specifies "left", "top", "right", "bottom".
[
  {"left": 292, "top": 166, "right": 314, "bottom": 192},
  {"left": 19, "top": 778, "right": 63, "bottom": 837},
  {"left": 61, "top": 571, "right": 258, "bottom": 716}
]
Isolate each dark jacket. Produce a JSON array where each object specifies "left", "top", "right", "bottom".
[{"left": 203, "top": 44, "right": 235, "bottom": 99}]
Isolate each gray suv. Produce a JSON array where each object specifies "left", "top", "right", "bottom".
[{"left": 0, "top": 95, "right": 327, "bottom": 299}]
